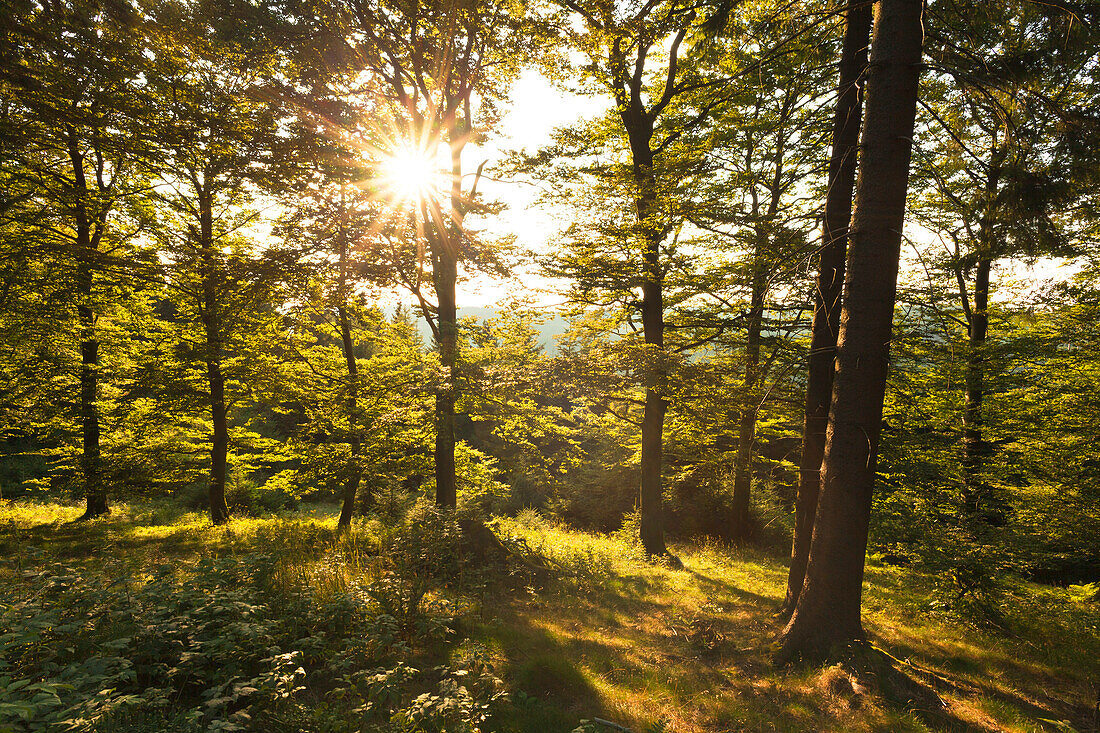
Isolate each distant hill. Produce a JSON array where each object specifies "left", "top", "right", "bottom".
[{"left": 412, "top": 306, "right": 570, "bottom": 353}]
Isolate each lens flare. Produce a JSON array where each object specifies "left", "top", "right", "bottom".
[{"left": 381, "top": 145, "right": 441, "bottom": 205}]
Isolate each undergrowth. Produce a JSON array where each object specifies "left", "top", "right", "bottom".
[
  {"left": 0, "top": 500, "right": 510, "bottom": 733},
  {"left": 1, "top": 499, "right": 1096, "bottom": 733}
]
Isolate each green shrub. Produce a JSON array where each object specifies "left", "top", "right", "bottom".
[
  {"left": 454, "top": 444, "right": 510, "bottom": 515},
  {"left": 0, "top": 544, "right": 503, "bottom": 733}
]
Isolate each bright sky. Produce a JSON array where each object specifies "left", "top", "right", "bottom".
[
  {"left": 455, "top": 69, "right": 609, "bottom": 308},
  {"left": 410, "top": 70, "right": 1078, "bottom": 312}
]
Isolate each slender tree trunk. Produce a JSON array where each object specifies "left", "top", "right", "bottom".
[
  {"left": 67, "top": 132, "right": 108, "bottom": 520},
  {"left": 962, "top": 256, "right": 990, "bottom": 516},
  {"left": 432, "top": 137, "right": 464, "bottom": 509},
  {"left": 639, "top": 234, "right": 669, "bottom": 557},
  {"left": 434, "top": 254, "right": 458, "bottom": 507},
  {"left": 731, "top": 249, "right": 766, "bottom": 541},
  {"left": 624, "top": 114, "right": 673, "bottom": 559},
  {"left": 782, "top": 0, "right": 871, "bottom": 615},
  {"left": 777, "top": 0, "right": 923, "bottom": 664},
  {"left": 199, "top": 191, "right": 230, "bottom": 525},
  {"left": 206, "top": 346, "right": 230, "bottom": 525},
  {"left": 961, "top": 161, "right": 997, "bottom": 519},
  {"left": 76, "top": 264, "right": 106, "bottom": 518},
  {"left": 336, "top": 203, "right": 363, "bottom": 528},
  {"left": 337, "top": 302, "right": 362, "bottom": 527}
]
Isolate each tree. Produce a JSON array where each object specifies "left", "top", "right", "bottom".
[
  {"left": 777, "top": 0, "right": 924, "bottom": 663},
  {"left": 0, "top": 0, "right": 151, "bottom": 518},
  {"left": 305, "top": 0, "right": 529, "bottom": 508},
  {"left": 273, "top": 300, "right": 433, "bottom": 521},
  {"left": 540, "top": 0, "right": 732, "bottom": 558},
  {"left": 911, "top": 0, "right": 1098, "bottom": 525},
  {"left": 274, "top": 114, "right": 432, "bottom": 524},
  {"left": 698, "top": 3, "right": 832, "bottom": 542},
  {"left": 782, "top": 0, "right": 871, "bottom": 614},
  {"left": 142, "top": 2, "right": 291, "bottom": 523}
]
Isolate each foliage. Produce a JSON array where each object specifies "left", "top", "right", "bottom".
[
  {"left": 1, "top": 0, "right": 1099, "bottom": 728},
  {"left": 0, "top": 510, "right": 513, "bottom": 733}
]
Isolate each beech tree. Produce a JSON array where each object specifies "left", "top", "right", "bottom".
[
  {"left": 699, "top": 5, "right": 832, "bottom": 542},
  {"left": 307, "top": 0, "right": 529, "bottom": 507},
  {"left": 911, "top": 0, "right": 1099, "bottom": 525},
  {"left": 777, "top": 0, "right": 925, "bottom": 663},
  {"left": 541, "top": 0, "right": 731, "bottom": 558},
  {"left": 0, "top": 0, "right": 151, "bottom": 519},
  {"left": 782, "top": 0, "right": 871, "bottom": 614},
  {"left": 142, "top": 3, "right": 290, "bottom": 523}
]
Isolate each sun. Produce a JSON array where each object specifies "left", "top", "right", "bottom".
[{"left": 381, "top": 145, "right": 442, "bottom": 205}]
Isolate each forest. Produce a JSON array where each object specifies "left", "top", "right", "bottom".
[{"left": 1, "top": 0, "right": 1099, "bottom": 730}]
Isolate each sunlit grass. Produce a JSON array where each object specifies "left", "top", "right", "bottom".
[
  {"left": 480, "top": 518, "right": 1097, "bottom": 732},
  {"left": 0, "top": 499, "right": 1095, "bottom": 732}
]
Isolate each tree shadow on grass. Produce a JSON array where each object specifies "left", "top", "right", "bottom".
[
  {"left": 2, "top": 516, "right": 206, "bottom": 564},
  {"left": 878, "top": 637, "right": 1096, "bottom": 731},
  {"left": 471, "top": 547, "right": 992, "bottom": 733},
  {"left": 472, "top": 599, "right": 609, "bottom": 733}
]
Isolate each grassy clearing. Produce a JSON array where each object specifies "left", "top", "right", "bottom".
[{"left": 1, "top": 500, "right": 1096, "bottom": 732}]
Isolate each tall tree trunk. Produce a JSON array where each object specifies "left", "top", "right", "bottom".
[
  {"left": 731, "top": 248, "right": 766, "bottom": 541},
  {"left": 639, "top": 234, "right": 669, "bottom": 557},
  {"left": 76, "top": 262, "right": 106, "bottom": 519},
  {"left": 961, "top": 255, "right": 990, "bottom": 516},
  {"left": 67, "top": 132, "right": 107, "bottom": 520},
  {"left": 336, "top": 302, "right": 362, "bottom": 527},
  {"left": 625, "top": 113, "right": 673, "bottom": 559},
  {"left": 782, "top": 0, "right": 872, "bottom": 615},
  {"left": 434, "top": 254, "right": 458, "bottom": 507},
  {"left": 199, "top": 191, "right": 230, "bottom": 525},
  {"left": 432, "top": 136, "right": 464, "bottom": 509},
  {"left": 777, "top": 0, "right": 923, "bottom": 664},
  {"left": 961, "top": 160, "right": 997, "bottom": 520},
  {"left": 336, "top": 203, "right": 363, "bottom": 528}
]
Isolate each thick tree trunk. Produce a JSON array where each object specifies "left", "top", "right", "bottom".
[
  {"left": 337, "top": 302, "right": 362, "bottom": 527},
  {"left": 783, "top": 0, "right": 871, "bottom": 615},
  {"left": 731, "top": 252, "right": 766, "bottom": 541},
  {"left": 199, "top": 192, "right": 230, "bottom": 525},
  {"left": 777, "top": 0, "right": 923, "bottom": 664}
]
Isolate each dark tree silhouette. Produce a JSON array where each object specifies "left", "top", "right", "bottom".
[{"left": 778, "top": 0, "right": 924, "bottom": 663}]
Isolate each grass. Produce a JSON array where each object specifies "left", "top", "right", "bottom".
[{"left": 1, "top": 499, "right": 1097, "bottom": 732}]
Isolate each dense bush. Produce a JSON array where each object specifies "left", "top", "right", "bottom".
[{"left": 0, "top": 541, "right": 509, "bottom": 733}]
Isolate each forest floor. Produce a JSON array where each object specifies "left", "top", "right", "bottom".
[{"left": 0, "top": 499, "right": 1097, "bottom": 732}]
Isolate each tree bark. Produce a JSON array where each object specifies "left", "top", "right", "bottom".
[
  {"left": 625, "top": 109, "right": 673, "bottom": 559},
  {"left": 336, "top": 203, "right": 363, "bottom": 528},
  {"left": 638, "top": 239, "right": 669, "bottom": 557},
  {"left": 336, "top": 301, "right": 362, "bottom": 527},
  {"left": 431, "top": 137, "right": 464, "bottom": 509},
  {"left": 731, "top": 249, "right": 765, "bottom": 541},
  {"left": 777, "top": 0, "right": 923, "bottom": 664},
  {"left": 67, "top": 131, "right": 108, "bottom": 520},
  {"left": 76, "top": 262, "right": 106, "bottom": 518},
  {"left": 199, "top": 190, "right": 230, "bottom": 525},
  {"left": 434, "top": 253, "right": 458, "bottom": 507},
  {"left": 961, "top": 255, "right": 990, "bottom": 514},
  {"left": 960, "top": 160, "right": 997, "bottom": 519},
  {"left": 783, "top": 0, "right": 871, "bottom": 615}
]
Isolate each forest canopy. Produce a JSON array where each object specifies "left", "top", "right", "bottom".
[{"left": 1, "top": 0, "right": 1099, "bottom": 730}]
